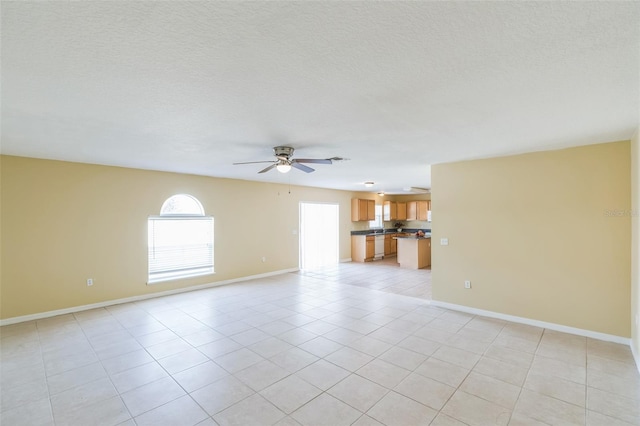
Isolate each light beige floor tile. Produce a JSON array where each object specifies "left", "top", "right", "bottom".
[
  {"left": 260, "top": 375, "right": 322, "bottom": 414},
  {"left": 586, "top": 409, "right": 639, "bottom": 426},
  {"left": 134, "top": 395, "right": 209, "bottom": 426},
  {"left": 587, "top": 338, "right": 636, "bottom": 364},
  {"left": 472, "top": 357, "right": 528, "bottom": 387},
  {"left": 346, "top": 336, "right": 392, "bottom": 357},
  {"left": 291, "top": 393, "right": 361, "bottom": 426},
  {"left": 182, "top": 328, "right": 226, "bottom": 346},
  {"left": 146, "top": 338, "right": 193, "bottom": 360},
  {"left": 415, "top": 357, "right": 469, "bottom": 387},
  {"left": 499, "top": 323, "right": 543, "bottom": 342},
  {"left": 328, "top": 374, "right": 387, "bottom": 412},
  {"left": 397, "top": 335, "right": 441, "bottom": 356},
  {"left": 530, "top": 355, "right": 585, "bottom": 385},
  {"left": 367, "top": 391, "right": 436, "bottom": 426},
  {"left": 587, "top": 367, "right": 640, "bottom": 399},
  {"left": 274, "top": 416, "right": 303, "bottom": 426},
  {"left": 1, "top": 376, "right": 49, "bottom": 412},
  {"left": 234, "top": 359, "right": 290, "bottom": 391},
  {"left": 368, "top": 325, "right": 411, "bottom": 344},
  {"left": 295, "top": 359, "right": 350, "bottom": 390},
  {"left": 101, "top": 348, "right": 155, "bottom": 375},
  {"left": 173, "top": 360, "right": 229, "bottom": 392},
  {"left": 441, "top": 390, "right": 511, "bottom": 426},
  {"left": 429, "top": 413, "right": 468, "bottom": 426},
  {"left": 513, "top": 389, "right": 584, "bottom": 425},
  {"left": 524, "top": 372, "right": 586, "bottom": 406},
  {"left": 120, "top": 376, "right": 185, "bottom": 417},
  {"left": 444, "top": 334, "right": 492, "bottom": 354},
  {"left": 214, "top": 347, "right": 264, "bottom": 373},
  {"left": 298, "top": 336, "right": 343, "bottom": 357},
  {"left": 229, "top": 328, "right": 270, "bottom": 346},
  {"left": 586, "top": 387, "right": 640, "bottom": 424},
  {"left": 248, "top": 337, "right": 294, "bottom": 358},
  {"left": 157, "top": 347, "right": 209, "bottom": 374},
  {"left": 394, "top": 372, "right": 455, "bottom": 411},
  {"left": 356, "top": 358, "right": 411, "bottom": 389},
  {"left": 50, "top": 377, "right": 118, "bottom": 414},
  {"left": 507, "top": 413, "right": 549, "bottom": 425},
  {"left": 323, "top": 327, "right": 366, "bottom": 345},
  {"left": 47, "top": 361, "right": 107, "bottom": 395},
  {"left": 198, "top": 337, "right": 243, "bottom": 359},
  {"left": 214, "top": 393, "right": 285, "bottom": 426},
  {"left": 485, "top": 345, "right": 533, "bottom": 369},
  {"left": 588, "top": 354, "right": 639, "bottom": 379},
  {"left": 431, "top": 345, "right": 480, "bottom": 370},
  {"left": 110, "top": 361, "right": 168, "bottom": 394},
  {"left": 460, "top": 372, "right": 520, "bottom": 409},
  {"left": 378, "top": 346, "right": 427, "bottom": 371},
  {"left": 54, "top": 395, "right": 130, "bottom": 426},
  {"left": 325, "top": 347, "right": 373, "bottom": 372},
  {"left": 270, "top": 347, "right": 319, "bottom": 373},
  {"left": 352, "top": 414, "right": 384, "bottom": 426},
  {"left": 536, "top": 344, "right": 586, "bottom": 367},
  {"left": 0, "top": 397, "right": 54, "bottom": 426},
  {"left": 191, "top": 375, "right": 255, "bottom": 416},
  {"left": 491, "top": 334, "right": 539, "bottom": 354}
]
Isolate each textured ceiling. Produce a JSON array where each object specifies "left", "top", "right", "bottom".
[{"left": 1, "top": 1, "right": 639, "bottom": 193}]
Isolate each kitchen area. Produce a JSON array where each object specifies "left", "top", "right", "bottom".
[{"left": 350, "top": 196, "right": 432, "bottom": 269}]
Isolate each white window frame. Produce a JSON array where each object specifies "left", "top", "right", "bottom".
[
  {"left": 147, "top": 194, "right": 214, "bottom": 284},
  {"left": 369, "top": 204, "right": 383, "bottom": 229}
]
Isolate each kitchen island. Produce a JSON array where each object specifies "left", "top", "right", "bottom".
[{"left": 395, "top": 236, "right": 431, "bottom": 269}]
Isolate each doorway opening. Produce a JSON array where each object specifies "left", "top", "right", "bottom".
[{"left": 299, "top": 202, "right": 339, "bottom": 270}]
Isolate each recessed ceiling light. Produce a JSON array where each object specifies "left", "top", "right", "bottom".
[{"left": 364, "top": 181, "right": 374, "bottom": 187}]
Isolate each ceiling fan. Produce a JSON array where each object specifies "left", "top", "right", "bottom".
[{"left": 233, "top": 146, "right": 336, "bottom": 174}]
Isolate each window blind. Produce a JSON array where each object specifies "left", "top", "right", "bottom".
[{"left": 148, "top": 216, "right": 214, "bottom": 283}]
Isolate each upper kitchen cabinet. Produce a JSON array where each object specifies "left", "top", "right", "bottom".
[
  {"left": 407, "top": 200, "right": 430, "bottom": 221},
  {"left": 397, "top": 202, "right": 407, "bottom": 221},
  {"left": 383, "top": 201, "right": 397, "bottom": 221},
  {"left": 351, "top": 198, "right": 375, "bottom": 221}
]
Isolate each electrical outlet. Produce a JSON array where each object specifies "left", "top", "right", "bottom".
[
  {"left": 464, "top": 280, "right": 471, "bottom": 289},
  {"left": 262, "top": 257, "right": 267, "bottom": 263},
  {"left": 87, "top": 278, "right": 93, "bottom": 286},
  {"left": 440, "top": 238, "right": 449, "bottom": 246}
]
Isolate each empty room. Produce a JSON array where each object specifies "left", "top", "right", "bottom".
[{"left": 1, "top": 2, "right": 639, "bottom": 426}]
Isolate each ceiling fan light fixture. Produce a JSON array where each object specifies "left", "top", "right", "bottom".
[
  {"left": 276, "top": 163, "right": 292, "bottom": 173},
  {"left": 377, "top": 192, "right": 385, "bottom": 196},
  {"left": 364, "top": 181, "right": 374, "bottom": 187}
]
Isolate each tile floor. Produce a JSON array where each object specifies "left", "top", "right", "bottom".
[{"left": 1, "top": 265, "right": 639, "bottom": 426}]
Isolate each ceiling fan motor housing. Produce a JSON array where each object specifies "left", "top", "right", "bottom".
[{"left": 274, "top": 146, "right": 294, "bottom": 159}]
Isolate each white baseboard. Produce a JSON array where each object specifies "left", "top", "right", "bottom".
[
  {"left": 632, "top": 339, "right": 640, "bottom": 374},
  {"left": 430, "top": 300, "right": 631, "bottom": 346},
  {"left": 0, "top": 268, "right": 299, "bottom": 326},
  {"left": 339, "top": 258, "right": 352, "bottom": 263}
]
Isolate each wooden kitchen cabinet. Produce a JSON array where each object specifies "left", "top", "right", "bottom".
[
  {"left": 407, "top": 200, "right": 429, "bottom": 221},
  {"left": 384, "top": 233, "right": 397, "bottom": 255},
  {"left": 383, "top": 201, "right": 397, "bottom": 221},
  {"left": 351, "top": 235, "right": 375, "bottom": 262},
  {"left": 397, "top": 202, "right": 407, "bottom": 221},
  {"left": 351, "top": 199, "right": 375, "bottom": 221}
]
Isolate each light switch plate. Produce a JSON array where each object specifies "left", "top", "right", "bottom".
[{"left": 440, "top": 238, "right": 449, "bottom": 246}]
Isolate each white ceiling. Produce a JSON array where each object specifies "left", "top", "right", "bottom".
[{"left": 2, "top": 2, "right": 638, "bottom": 194}]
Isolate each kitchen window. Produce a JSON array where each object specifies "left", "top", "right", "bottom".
[
  {"left": 147, "top": 194, "right": 214, "bottom": 284},
  {"left": 369, "top": 204, "right": 383, "bottom": 229}
]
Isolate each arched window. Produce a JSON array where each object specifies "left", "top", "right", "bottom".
[{"left": 148, "top": 194, "right": 214, "bottom": 283}]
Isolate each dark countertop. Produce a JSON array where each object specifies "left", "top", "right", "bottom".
[{"left": 351, "top": 228, "right": 431, "bottom": 236}]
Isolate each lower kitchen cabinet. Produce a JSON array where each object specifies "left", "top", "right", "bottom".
[{"left": 351, "top": 235, "right": 375, "bottom": 262}]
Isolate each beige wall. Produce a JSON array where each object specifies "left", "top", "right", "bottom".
[
  {"left": 432, "top": 141, "right": 631, "bottom": 337},
  {"left": 631, "top": 129, "right": 639, "bottom": 356},
  {"left": 0, "top": 156, "right": 359, "bottom": 319}
]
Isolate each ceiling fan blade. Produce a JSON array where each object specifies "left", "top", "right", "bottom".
[
  {"left": 258, "top": 164, "right": 277, "bottom": 174},
  {"left": 291, "top": 162, "right": 315, "bottom": 173},
  {"left": 233, "top": 160, "right": 276, "bottom": 165},
  {"left": 293, "top": 158, "right": 332, "bottom": 164}
]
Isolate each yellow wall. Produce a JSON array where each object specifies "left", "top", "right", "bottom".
[
  {"left": 631, "top": 129, "right": 639, "bottom": 356},
  {"left": 432, "top": 141, "right": 631, "bottom": 337},
  {"left": 0, "top": 156, "right": 358, "bottom": 319}
]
